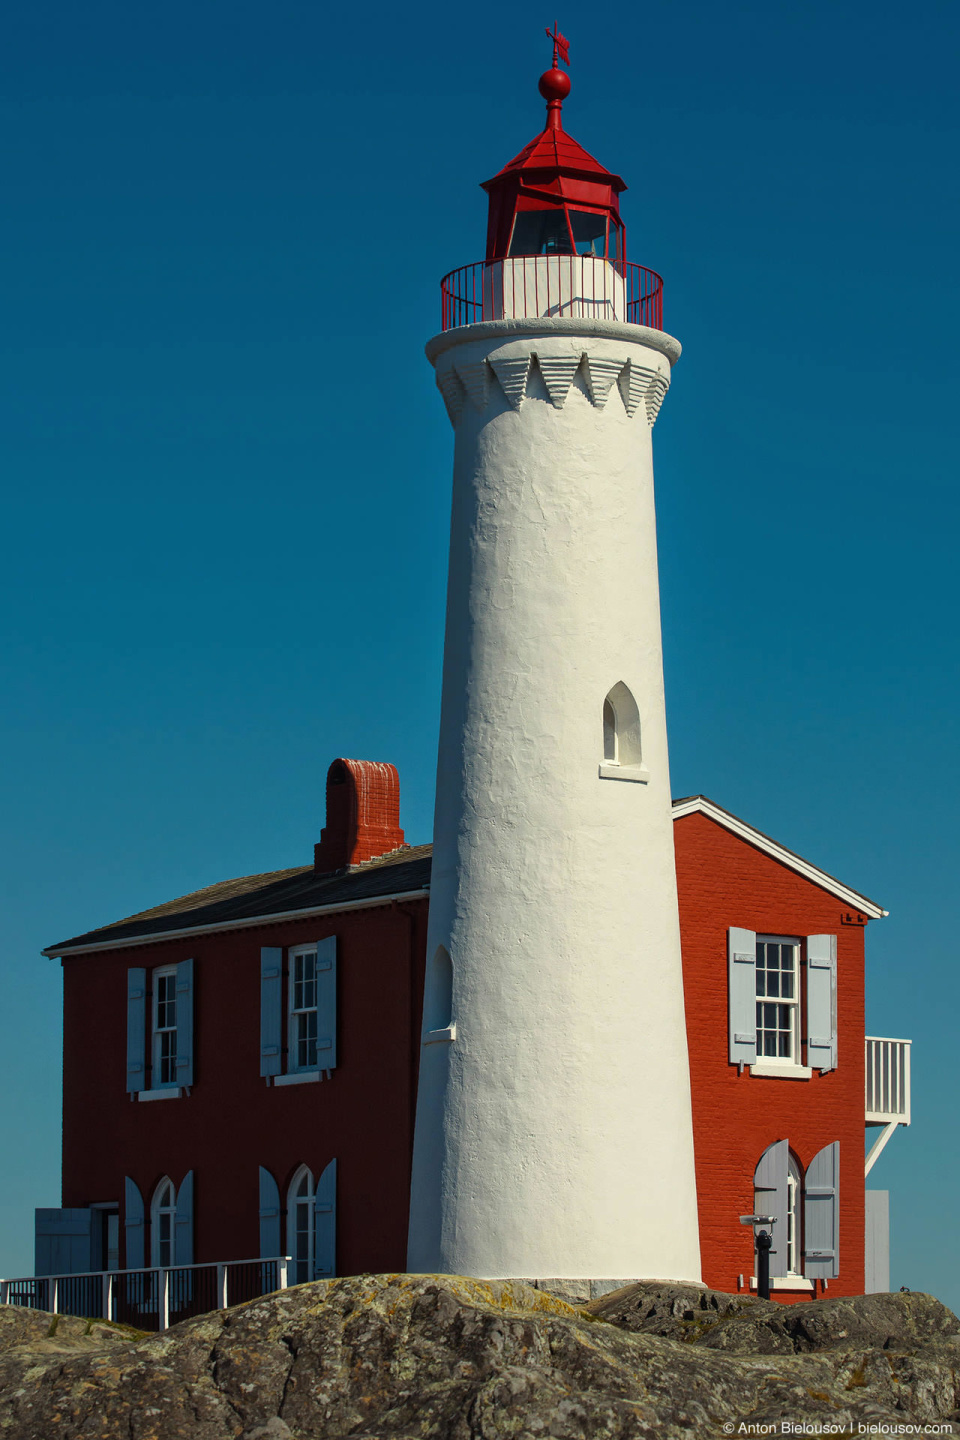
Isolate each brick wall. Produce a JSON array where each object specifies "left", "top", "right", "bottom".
[
  {"left": 59, "top": 804, "right": 870, "bottom": 1295},
  {"left": 674, "top": 811, "right": 867, "bottom": 1302},
  {"left": 61, "top": 897, "right": 429, "bottom": 1273}
]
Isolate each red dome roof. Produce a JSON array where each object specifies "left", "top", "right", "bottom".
[
  {"left": 481, "top": 117, "right": 627, "bottom": 262},
  {"left": 483, "top": 124, "right": 626, "bottom": 197}
]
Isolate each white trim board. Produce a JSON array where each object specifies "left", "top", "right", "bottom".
[
  {"left": 43, "top": 794, "right": 885, "bottom": 961},
  {"left": 44, "top": 889, "right": 431, "bottom": 958},
  {"left": 671, "top": 796, "right": 887, "bottom": 919}
]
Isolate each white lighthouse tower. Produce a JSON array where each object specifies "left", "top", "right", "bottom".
[{"left": 408, "top": 36, "right": 702, "bottom": 1294}]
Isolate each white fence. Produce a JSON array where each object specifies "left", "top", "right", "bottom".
[
  {"left": 0, "top": 1256, "right": 290, "bottom": 1332},
  {"left": 865, "top": 1036, "right": 911, "bottom": 1125}
]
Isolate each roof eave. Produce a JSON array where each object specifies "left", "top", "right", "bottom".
[
  {"left": 42, "top": 798, "right": 886, "bottom": 958},
  {"left": 671, "top": 796, "right": 887, "bottom": 918},
  {"left": 42, "top": 886, "right": 431, "bottom": 959}
]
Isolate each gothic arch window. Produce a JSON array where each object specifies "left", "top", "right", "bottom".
[
  {"left": 287, "top": 1165, "right": 315, "bottom": 1284},
  {"left": 423, "top": 946, "right": 456, "bottom": 1043},
  {"left": 150, "top": 1177, "right": 176, "bottom": 1268},
  {"left": 599, "top": 683, "right": 648, "bottom": 782}
]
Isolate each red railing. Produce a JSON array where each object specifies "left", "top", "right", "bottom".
[{"left": 440, "top": 257, "right": 663, "bottom": 332}]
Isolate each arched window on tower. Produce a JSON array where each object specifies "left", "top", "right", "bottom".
[
  {"left": 599, "top": 683, "right": 649, "bottom": 783},
  {"left": 423, "top": 946, "right": 456, "bottom": 1044}
]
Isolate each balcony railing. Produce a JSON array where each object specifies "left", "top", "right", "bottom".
[
  {"left": 865, "top": 1036, "right": 911, "bottom": 1125},
  {"left": 0, "top": 1255, "right": 290, "bottom": 1332},
  {"left": 440, "top": 257, "right": 663, "bottom": 332}
]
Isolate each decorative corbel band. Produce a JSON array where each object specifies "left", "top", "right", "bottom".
[{"left": 435, "top": 344, "right": 671, "bottom": 428}]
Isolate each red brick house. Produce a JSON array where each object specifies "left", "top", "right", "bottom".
[{"left": 33, "top": 757, "right": 906, "bottom": 1307}]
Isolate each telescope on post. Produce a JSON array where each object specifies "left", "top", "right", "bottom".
[{"left": 740, "top": 1215, "right": 777, "bottom": 1300}]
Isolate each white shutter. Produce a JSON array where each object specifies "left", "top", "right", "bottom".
[
  {"left": 728, "top": 928, "right": 757, "bottom": 1066},
  {"left": 754, "top": 1138, "right": 789, "bottom": 1278},
  {"left": 174, "top": 958, "right": 195, "bottom": 1087},
  {"left": 174, "top": 1170, "right": 194, "bottom": 1266},
  {"left": 315, "top": 936, "right": 338, "bottom": 1071},
  {"left": 124, "top": 1177, "right": 145, "bottom": 1269},
  {"left": 259, "top": 1167, "right": 281, "bottom": 1258},
  {"left": 806, "top": 934, "right": 837, "bottom": 1072},
  {"left": 260, "top": 948, "right": 283, "bottom": 1077},
  {"left": 126, "top": 969, "right": 147, "bottom": 1093},
  {"left": 314, "top": 1158, "right": 337, "bottom": 1278},
  {"left": 804, "top": 1141, "right": 839, "bottom": 1280}
]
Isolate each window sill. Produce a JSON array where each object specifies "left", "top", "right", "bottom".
[
  {"left": 599, "top": 763, "right": 649, "bottom": 784},
  {"left": 749, "top": 1276, "right": 815, "bottom": 1292},
  {"left": 136, "top": 1087, "right": 184, "bottom": 1102},
  {"left": 272, "top": 1071, "right": 323, "bottom": 1087},
  {"left": 750, "top": 1061, "right": 813, "bottom": 1080},
  {"left": 423, "top": 1024, "right": 457, "bottom": 1045}
]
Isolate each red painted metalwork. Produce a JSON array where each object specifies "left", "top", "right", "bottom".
[
  {"left": 481, "top": 38, "right": 627, "bottom": 261},
  {"left": 541, "top": 25, "right": 571, "bottom": 130},
  {"left": 545, "top": 22, "right": 570, "bottom": 69},
  {"left": 439, "top": 257, "right": 663, "bottom": 332}
]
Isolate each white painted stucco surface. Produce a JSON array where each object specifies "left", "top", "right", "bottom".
[
  {"left": 482, "top": 256, "right": 627, "bottom": 322},
  {"left": 408, "top": 319, "right": 702, "bottom": 1284}
]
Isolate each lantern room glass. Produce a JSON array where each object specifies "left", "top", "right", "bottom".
[
  {"left": 508, "top": 209, "right": 573, "bottom": 257},
  {"left": 507, "top": 207, "right": 621, "bottom": 262},
  {"left": 569, "top": 210, "right": 606, "bottom": 257}
]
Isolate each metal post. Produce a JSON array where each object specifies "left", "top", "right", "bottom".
[
  {"left": 102, "top": 1272, "right": 113, "bottom": 1321},
  {"left": 216, "top": 1263, "right": 227, "bottom": 1310},
  {"left": 50, "top": 1278, "right": 59, "bottom": 1315},
  {"left": 756, "top": 1229, "right": 772, "bottom": 1301},
  {"left": 278, "top": 1257, "right": 290, "bottom": 1290},
  {"left": 159, "top": 1270, "right": 169, "bottom": 1332}
]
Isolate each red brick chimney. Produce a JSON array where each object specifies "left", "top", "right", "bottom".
[{"left": 314, "top": 758, "right": 406, "bottom": 873}]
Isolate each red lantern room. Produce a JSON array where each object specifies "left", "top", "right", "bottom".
[
  {"left": 481, "top": 36, "right": 627, "bottom": 265},
  {"left": 439, "top": 30, "right": 663, "bottom": 333}
]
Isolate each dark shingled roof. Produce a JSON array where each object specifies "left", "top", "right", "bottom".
[
  {"left": 43, "top": 794, "right": 886, "bottom": 958},
  {"left": 45, "top": 845, "right": 433, "bottom": 955}
]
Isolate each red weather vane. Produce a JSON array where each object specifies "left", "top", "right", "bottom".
[{"left": 546, "top": 21, "right": 570, "bottom": 69}]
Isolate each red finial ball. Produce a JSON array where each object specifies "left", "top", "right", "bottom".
[{"left": 539, "top": 67, "right": 571, "bottom": 102}]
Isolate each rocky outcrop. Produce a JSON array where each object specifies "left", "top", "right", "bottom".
[
  {"left": 589, "top": 1279, "right": 960, "bottom": 1353},
  {"left": 0, "top": 1274, "right": 958, "bottom": 1438}
]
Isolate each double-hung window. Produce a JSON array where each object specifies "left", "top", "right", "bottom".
[
  {"left": 153, "top": 969, "right": 179, "bottom": 1086},
  {"left": 260, "top": 939, "right": 337, "bottom": 1083},
  {"left": 728, "top": 928, "right": 837, "bottom": 1075},
  {"left": 289, "top": 947, "right": 319, "bottom": 1072},
  {"left": 126, "top": 960, "right": 194, "bottom": 1096},
  {"left": 755, "top": 938, "right": 800, "bottom": 1062}
]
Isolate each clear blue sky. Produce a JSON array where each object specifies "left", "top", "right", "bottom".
[{"left": 1, "top": 0, "right": 957, "bottom": 1302}]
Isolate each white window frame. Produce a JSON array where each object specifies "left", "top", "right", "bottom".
[
  {"left": 751, "top": 935, "right": 810, "bottom": 1077},
  {"left": 152, "top": 967, "right": 179, "bottom": 1088},
  {"left": 288, "top": 945, "right": 320, "bottom": 1075},
  {"left": 150, "top": 1177, "right": 177, "bottom": 1268},
  {"left": 785, "top": 1154, "right": 802, "bottom": 1277},
  {"left": 287, "top": 1165, "right": 315, "bottom": 1284}
]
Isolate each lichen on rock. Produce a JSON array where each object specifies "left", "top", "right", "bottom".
[{"left": 0, "top": 1274, "right": 958, "bottom": 1438}]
